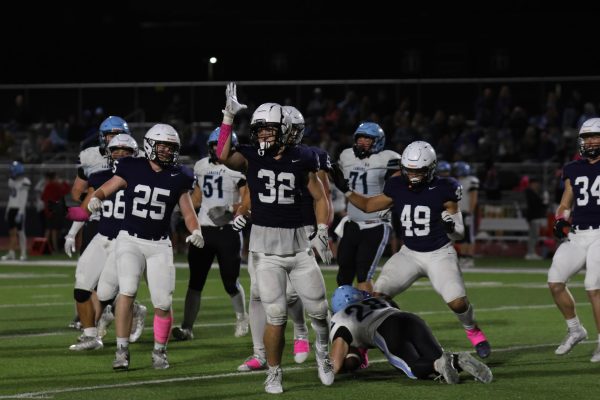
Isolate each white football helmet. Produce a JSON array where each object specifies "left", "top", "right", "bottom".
[
  {"left": 401, "top": 141, "right": 437, "bottom": 188},
  {"left": 107, "top": 134, "right": 139, "bottom": 160},
  {"left": 250, "top": 102, "right": 289, "bottom": 156},
  {"left": 144, "top": 123, "right": 181, "bottom": 167},
  {"left": 578, "top": 118, "right": 600, "bottom": 159},
  {"left": 283, "top": 105, "right": 305, "bottom": 146}
]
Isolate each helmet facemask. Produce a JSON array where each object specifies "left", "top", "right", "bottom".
[
  {"left": 579, "top": 133, "right": 600, "bottom": 159},
  {"left": 250, "top": 123, "right": 283, "bottom": 157},
  {"left": 145, "top": 138, "right": 180, "bottom": 167},
  {"left": 353, "top": 134, "right": 375, "bottom": 159}
]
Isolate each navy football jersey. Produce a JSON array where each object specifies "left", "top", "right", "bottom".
[
  {"left": 88, "top": 169, "right": 126, "bottom": 239},
  {"left": 383, "top": 176, "right": 462, "bottom": 251},
  {"left": 238, "top": 144, "right": 319, "bottom": 228},
  {"left": 563, "top": 159, "right": 600, "bottom": 229},
  {"left": 114, "top": 157, "right": 195, "bottom": 239},
  {"left": 299, "top": 145, "right": 331, "bottom": 226}
]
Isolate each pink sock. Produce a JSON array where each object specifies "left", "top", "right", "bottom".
[
  {"left": 153, "top": 314, "right": 173, "bottom": 345},
  {"left": 216, "top": 123, "right": 232, "bottom": 157}
]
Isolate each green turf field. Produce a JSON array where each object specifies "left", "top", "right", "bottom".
[{"left": 0, "top": 256, "right": 597, "bottom": 399}]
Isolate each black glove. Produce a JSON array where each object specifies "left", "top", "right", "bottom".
[
  {"left": 329, "top": 163, "right": 350, "bottom": 194},
  {"left": 441, "top": 211, "right": 455, "bottom": 233},
  {"left": 553, "top": 218, "right": 571, "bottom": 239}
]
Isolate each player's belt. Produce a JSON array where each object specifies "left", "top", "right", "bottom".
[{"left": 127, "top": 230, "right": 169, "bottom": 241}]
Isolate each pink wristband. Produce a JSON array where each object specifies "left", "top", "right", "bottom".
[
  {"left": 216, "top": 123, "right": 232, "bottom": 157},
  {"left": 67, "top": 206, "right": 90, "bottom": 222}
]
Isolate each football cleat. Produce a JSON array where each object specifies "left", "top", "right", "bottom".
[
  {"left": 1, "top": 251, "right": 16, "bottom": 261},
  {"left": 129, "top": 303, "right": 147, "bottom": 343},
  {"left": 434, "top": 352, "right": 459, "bottom": 384},
  {"left": 590, "top": 344, "right": 600, "bottom": 362},
  {"left": 97, "top": 305, "right": 114, "bottom": 339},
  {"left": 264, "top": 366, "right": 283, "bottom": 394},
  {"left": 457, "top": 352, "right": 493, "bottom": 383},
  {"left": 466, "top": 326, "right": 491, "bottom": 358},
  {"left": 152, "top": 348, "right": 170, "bottom": 369},
  {"left": 237, "top": 354, "right": 267, "bottom": 372},
  {"left": 234, "top": 314, "right": 249, "bottom": 338},
  {"left": 69, "top": 335, "right": 103, "bottom": 351},
  {"left": 113, "top": 346, "right": 130, "bottom": 371},
  {"left": 171, "top": 327, "right": 194, "bottom": 341},
  {"left": 293, "top": 338, "right": 310, "bottom": 364},
  {"left": 555, "top": 326, "right": 588, "bottom": 355},
  {"left": 315, "top": 349, "right": 334, "bottom": 386}
]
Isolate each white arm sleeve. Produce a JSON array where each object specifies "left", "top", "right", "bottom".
[
  {"left": 67, "top": 221, "right": 85, "bottom": 237},
  {"left": 447, "top": 211, "right": 465, "bottom": 241}
]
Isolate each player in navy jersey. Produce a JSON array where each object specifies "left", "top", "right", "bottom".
[
  {"left": 87, "top": 123, "right": 204, "bottom": 371},
  {"left": 549, "top": 117, "right": 600, "bottom": 362},
  {"left": 216, "top": 83, "right": 334, "bottom": 394},
  {"left": 329, "top": 285, "right": 492, "bottom": 384},
  {"left": 330, "top": 140, "right": 491, "bottom": 359},
  {"left": 171, "top": 128, "right": 249, "bottom": 342},
  {"left": 68, "top": 134, "right": 147, "bottom": 351},
  {"left": 334, "top": 122, "right": 401, "bottom": 293}
]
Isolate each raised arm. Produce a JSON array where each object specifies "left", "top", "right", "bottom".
[{"left": 216, "top": 82, "right": 248, "bottom": 171}]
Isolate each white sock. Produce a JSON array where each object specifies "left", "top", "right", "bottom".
[
  {"left": 287, "top": 298, "right": 308, "bottom": 339},
  {"left": 83, "top": 327, "right": 97, "bottom": 337},
  {"left": 116, "top": 337, "right": 129, "bottom": 349},
  {"left": 249, "top": 297, "right": 266, "bottom": 357},
  {"left": 566, "top": 317, "right": 581, "bottom": 330},
  {"left": 455, "top": 304, "right": 476, "bottom": 330}
]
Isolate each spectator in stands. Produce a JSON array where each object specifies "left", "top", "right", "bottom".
[
  {"left": 7, "top": 94, "right": 32, "bottom": 132},
  {"left": 41, "top": 172, "right": 69, "bottom": 253},
  {"left": 0, "top": 127, "right": 15, "bottom": 156},
  {"left": 524, "top": 177, "right": 547, "bottom": 260}
]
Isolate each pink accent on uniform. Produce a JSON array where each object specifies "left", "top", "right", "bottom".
[
  {"left": 466, "top": 327, "right": 487, "bottom": 346},
  {"left": 67, "top": 206, "right": 90, "bottom": 221},
  {"left": 358, "top": 347, "right": 369, "bottom": 369},
  {"left": 216, "top": 123, "right": 232, "bottom": 158},
  {"left": 242, "top": 356, "right": 266, "bottom": 370},
  {"left": 293, "top": 338, "right": 309, "bottom": 355},
  {"left": 153, "top": 314, "right": 173, "bottom": 344}
]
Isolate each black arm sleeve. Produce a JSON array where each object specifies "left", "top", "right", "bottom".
[
  {"left": 77, "top": 167, "right": 88, "bottom": 181},
  {"left": 332, "top": 326, "right": 353, "bottom": 344}
]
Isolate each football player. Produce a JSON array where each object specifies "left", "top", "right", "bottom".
[
  {"left": 548, "top": 117, "right": 600, "bottom": 362},
  {"left": 2, "top": 161, "right": 30, "bottom": 261},
  {"left": 329, "top": 285, "right": 492, "bottom": 384},
  {"left": 216, "top": 83, "right": 334, "bottom": 394},
  {"left": 68, "top": 134, "right": 147, "bottom": 351},
  {"left": 87, "top": 123, "right": 204, "bottom": 371},
  {"left": 452, "top": 161, "right": 479, "bottom": 268},
  {"left": 171, "top": 128, "right": 249, "bottom": 341},
  {"left": 330, "top": 140, "right": 492, "bottom": 359},
  {"left": 334, "top": 122, "right": 401, "bottom": 293}
]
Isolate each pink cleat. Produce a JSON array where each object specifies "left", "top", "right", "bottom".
[
  {"left": 357, "top": 347, "right": 369, "bottom": 369},
  {"left": 466, "top": 326, "right": 491, "bottom": 358},
  {"left": 293, "top": 338, "right": 310, "bottom": 363},
  {"left": 237, "top": 354, "right": 267, "bottom": 372}
]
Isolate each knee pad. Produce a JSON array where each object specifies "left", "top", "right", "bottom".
[
  {"left": 265, "top": 303, "right": 287, "bottom": 325},
  {"left": 305, "top": 299, "right": 329, "bottom": 321},
  {"left": 151, "top": 292, "right": 172, "bottom": 312},
  {"left": 73, "top": 288, "right": 92, "bottom": 303},
  {"left": 99, "top": 297, "right": 115, "bottom": 309}
]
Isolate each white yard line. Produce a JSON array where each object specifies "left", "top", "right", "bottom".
[{"left": 0, "top": 339, "right": 597, "bottom": 399}]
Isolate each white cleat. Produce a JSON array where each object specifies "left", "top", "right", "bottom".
[
  {"left": 457, "top": 352, "right": 493, "bottom": 383},
  {"left": 264, "top": 366, "right": 283, "bottom": 394},
  {"left": 234, "top": 314, "right": 249, "bottom": 337},
  {"left": 590, "top": 344, "right": 600, "bottom": 363},
  {"left": 555, "top": 326, "right": 588, "bottom": 355},
  {"left": 69, "top": 336, "right": 103, "bottom": 351},
  {"left": 129, "top": 303, "right": 147, "bottom": 343},
  {"left": 113, "top": 346, "right": 130, "bottom": 371},
  {"left": 1, "top": 251, "right": 16, "bottom": 261},
  {"left": 315, "top": 349, "right": 334, "bottom": 386},
  {"left": 434, "top": 352, "right": 459, "bottom": 384},
  {"left": 97, "top": 305, "right": 115, "bottom": 339},
  {"left": 152, "top": 348, "right": 169, "bottom": 369}
]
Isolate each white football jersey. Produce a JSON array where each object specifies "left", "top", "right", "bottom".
[
  {"left": 194, "top": 158, "right": 245, "bottom": 227},
  {"left": 457, "top": 175, "right": 479, "bottom": 214},
  {"left": 330, "top": 297, "right": 399, "bottom": 348},
  {"left": 78, "top": 146, "right": 111, "bottom": 178},
  {"left": 7, "top": 177, "right": 31, "bottom": 210},
  {"left": 338, "top": 148, "right": 401, "bottom": 227}
]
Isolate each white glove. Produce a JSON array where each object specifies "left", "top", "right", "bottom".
[
  {"left": 311, "top": 223, "right": 333, "bottom": 265},
  {"left": 87, "top": 197, "right": 103, "bottom": 213},
  {"left": 186, "top": 229, "right": 204, "bottom": 248},
  {"left": 222, "top": 82, "right": 247, "bottom": 123},
  {"left": 441, "top": 210, "right": 455, "bottom": 233},
  {"left": 232, "top": 214, "right": 248, "bottom": 232},
  {"left": 64, "top": 235, "right": 76, "bottom": 258},
  {"left": 377, "top": 208, "right": 391, "bottom": 220}
]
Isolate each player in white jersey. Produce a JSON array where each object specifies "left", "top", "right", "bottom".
[
  {"left": 2, "top": 161, "right": 30, "bottom": 261},
  {"left": 171, "top": 128, "right": 249, "bottom": 341},
  {"left": 217, "top": 83, "right": 333, "bottom": 394},
  {"left": 335, "top": 122, "right": 401, "bottom": 293},
  {"left": 452, "top": 161, "right": 479, "bottom": 268},
  {"left": 330, "top": 140, "right": 491, "bottom": 359},
  {"left": 329, "top": 285, "right": 492, "bottom": 384},
  {"left": 68, "top": 134, "right": 147, "bottom": 351},
  {"left": 65, "top": 116, "right": 130, "bottom": 330},
  {"left": 549, "top": 118, "right": 600, "bottom": 362}
]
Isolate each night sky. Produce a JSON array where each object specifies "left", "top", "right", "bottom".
[{"left": 2, "top": 1, "right": 598, "bottom": 84}]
